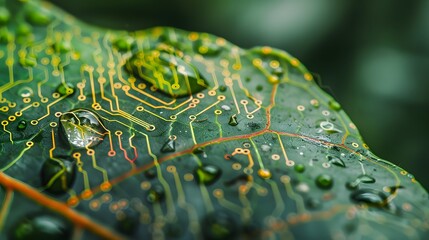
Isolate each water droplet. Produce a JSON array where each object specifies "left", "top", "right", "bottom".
[
  {"left": 16, "top": 23, "right": 32, "bottom": 36},
  {"left": 221, "top": 105, "right": 231, "bottom": 111},
  {"left": 17, "top": 120, "right": 27, "bottom": 131},
  {"left": 306, "top": 197, "right": 322, "bottom": 209},
  {"left": 143, "top": 168, "right": 157, "bottom": 179},
  {"left": 25, "top": 7, "right": 52, "bottom": 26},
  {"left": 228, "top": 115, "right": 238, "bottom": 126},
  {"left": 161, "top": 138, "right": 175, "bottom": 153},
  {"left": 319, "top": 121, "right": 342, "bottom": 133},
  {"left": 41, "top": 157, "right": 76, "bottom": 195},
  {"left": 0, "top": 7, "right": 11, "bottom": 26},
  {"left": 195, "top": 164, "right": 221, "bottom": 185},
  {"left": 126, "top": 51, "right": 208, "bottom": 97},
  {"left": 257, "top": 169, "right": 272, "bottom": 179},
  {"left": 202, "top": 212, "right": 238, "bottom": 240},
  {"left": 346, "top": 174, "right": 376, "bottom": 190},
  {"left": 19, "top": 55, "right": 37, "bottom": 67},
  {"left": 10, "top": 213, "right": 72, "bottom": 240},
  {"left": 59, "top": 109, "right": 107, "bottom": 149},
  {"left": 294, "top": 164, "right": 306, "bottom": 173},
  {"left": 56, "top": 83, "right": 75, "bottom": 96},
  {"left": 350, "top": 188, "right": 388, "bottom": 208},
  {"left": 219, "top": 85, "right": 227, "bottom": 92},
  {"left": 327, "top": 156, "right": 346, "bottom": 168},
  {"left": 357, "top": 174, "right": 376, "bottom": 184},
  {"left": 192, "top": 147, "right": 204, "bottom": 154},
  {"left": 261, "top": 144, "right": 271, "bottom": 152},
  {"left": 328, "top": 100, "right": 341, "bottom": 111},
  {"left": 146, "top": 184, "right": 165, "bottom": 203},
  {"left": 315, "top": 174, "right": 333, "bottom": 190},
  {"left": 113, "top": 36, "right": 135, "bottom": 52},
  {"left": 53, "top": 41, "right": 72, "bottom": 53}
]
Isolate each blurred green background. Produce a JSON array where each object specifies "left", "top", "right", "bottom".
[{"left": 48, "top": 0, "right": 429, "bottom": 190}]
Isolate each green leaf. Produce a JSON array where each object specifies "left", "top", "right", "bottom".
[{"left": 0, "top": 0, "right": 428, "bottom": 239}]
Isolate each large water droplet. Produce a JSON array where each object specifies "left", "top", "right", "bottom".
[
  {"left": 113, "top": 36, "right": 135, "bottom": 52},
  {"left": 315, "top": 174, "right": 333, "bottom": 190},
  {"left": 350, "top": 188, "right": 388, "bottom": 208},
  {"left": 328, "top": 100, "right": 341, "bottom": 111},
  {"left": 294, "top": 164, "right": 306, "bottom": 173},
  {"left": 40, "top": 157, "right": 76, "bottom": 195},
  {"left": 146, "top": 184, "right": 165, "bottom": 204},
  {"left": 0, "top": 7, "right": 11, "bottom": 26},
  {"left": 195, "top": 164, "right": 221, "bottom": 185},
  {"left": 25, "top": 6, "right": 52, "bottom": 26},
  {"left": 126, "top": 50, "right": 208, "bottom": 97},
  {"left": 319, "top": 121, "right": 342, "bottom": 133},
  {"left": 17, "top": 120, "right": 27, "bottom": 131},
  {"left": 346, "top": 174, "right": 376, "bottom": 190},
  {"left": 160, "top": 138, "right": 175, "bottom": 153},
  {"left": 59, "top": 109, "right": 107, "bottom": 149},
  {"left": 55, "top": 83, "right": 75, "bottom": 96},
  {"left": 327, "top": 156, "right": 346, "bottom": 168},
  {"left": 228, "top": 115, "right": 238, "bottom": 126},
  {"left": 202, "top": 212, "right": 238, "bottom": 240},
  {"left": 10, "top": 213, "right": 72, "bottom": 240}
]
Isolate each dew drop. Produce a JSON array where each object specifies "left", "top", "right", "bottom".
[
  {"left": 160, "top": 138, "right": 175, "bottom": 153},
  {"left": 16, "top": 23, "right": 32, "bottom": 36},
  {"left": 40, "top": 157, "right": 76, "bottom": 195},
  {"left": 53, "top": 41, "right": 72, "bottom": 53},
  {"left": 294, "top": 164, "right": 306, "bottom": 173},
  {"left": 261, "top": 144, "right": 271, "bottom": 152},
  {"left": 350, "top": 188, "right": 388, "bottom": 208},
  {"left": 55, "top": 83, "right": 75, "bottom": 96},
  {"left": 59, "top": 109, "right": 107, "bottom": 149},
  {"left": 315, "top": 174, "right": 333, "bottom": 190},
  {"left": 192, "top": 147, "right": 205, "bottom": 154},
  {"left": 319, "top": 121, "right": 342, "bottom": 133},
  {"left": 146, "top": 184, "right": 165, "bottom": 203},
  {"left": 143, "top": 168, "right": 157, "bottom": 179},
  {"left": 327, "top": 156, "right": 346, "bottom": 168},
  {"left": 202, "top": 212, "right": 238, "bottom": 240},
  {"left": 328, "top": 100, "right": 341, "bottom": 111},
  {"left": 25, "top": 6, "right": 52, "bottom": 26},
  {"left": 113, "top": 36, "right": 135, "bottom": 52},
  {"left": 219, "top": 85, "right": 227, "bottom": 92},
  {"left": 0, "top": 7, "right": 11, "bottom": 26},
  {"left": 126, "top": 50, "right": 208, "bottom": 97},
  {"left": 195, "top": 164, "right": 221, "bottom": 185},
  {"left": 221, "top": 105, "right": 231, "bottom": 111},
  {"left": 10, "top": 213, "right": 72, "bottom": 240},
  {"left": 228, "top": 115, "right": 238, "bottom": 126},
  {"left": 305, "top": 197, "right": 322, "bottom": 209},
  {"left": 17, "top": 120, "right": 27, "bottom": 131},
  {"left": 357, "top": 174, "right": 376, "bottom": 184}
]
